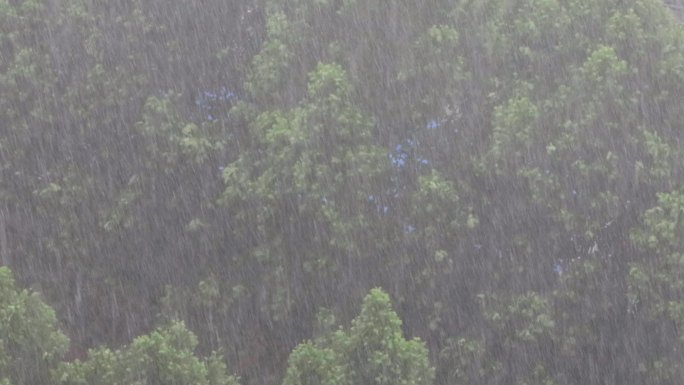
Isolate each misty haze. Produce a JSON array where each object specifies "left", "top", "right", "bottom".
[{"left": 2, "top": 0, "right": 684, "bottom": 384}]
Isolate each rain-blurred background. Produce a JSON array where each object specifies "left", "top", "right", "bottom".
[{"left": 2, "top": 0, "right": 684, "bottom": 384}]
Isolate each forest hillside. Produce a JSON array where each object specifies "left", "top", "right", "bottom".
[{"left": 2, "top": 0, "right": 684, "bottom": 384}]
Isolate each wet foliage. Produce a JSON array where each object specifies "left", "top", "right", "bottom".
[{"left": 2, "top": 0, "right": 684, "bottom": 384}]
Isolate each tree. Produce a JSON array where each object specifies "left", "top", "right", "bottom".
[
  {"left": 220, "top": 60, "right": 390, "bottom": 361},
  {"left": 626, "top": 190, "right": 684, "bottom": 383},
  {"left": 0, "top": 0, "right": 263, "bottom": 363},
  {"left": 4, "top": 0, "right": 684, "bottom": 384},
  {"left": 283, "top": 288, "right": 434, "bottom": 385},
  {"left": 0, "top": 267, "right": 68, "bottom": 385},
  {"left": 57, "top": 320, "right": 239, "bottom": 385}
]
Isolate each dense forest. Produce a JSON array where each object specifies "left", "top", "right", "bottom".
[{"left": 2, "top": 0, "right": 684, "bottom": 384}]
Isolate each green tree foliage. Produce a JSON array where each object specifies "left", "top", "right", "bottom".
[
  {"left": 4, "top": 0, "right": 684, "bottom": 384},
  {"left": 221, "top": 62, "right": 389, "bottom": 325},
  {"left": 283, "top": 288, "right": 434, "bottom": 385},
  {"left": 626, "top": 190, "right": 684, "bottom": 382},
  {"left": 57, "top": 321, "right": 239, "bottom": 385},
  {"left": 0, "top": 0, "right": 264, "bottom": 362},
  {"left": 0, "top": 267, "right": 68, "bottom": 385}
]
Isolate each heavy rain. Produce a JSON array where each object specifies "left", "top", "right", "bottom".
[{"left": 2, "top": 0, "right": 684, "bottom": 384}]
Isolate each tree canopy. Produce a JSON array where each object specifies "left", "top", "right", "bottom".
[{"left": 2, "top": 0, "right": 684, "bottom": 384}]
